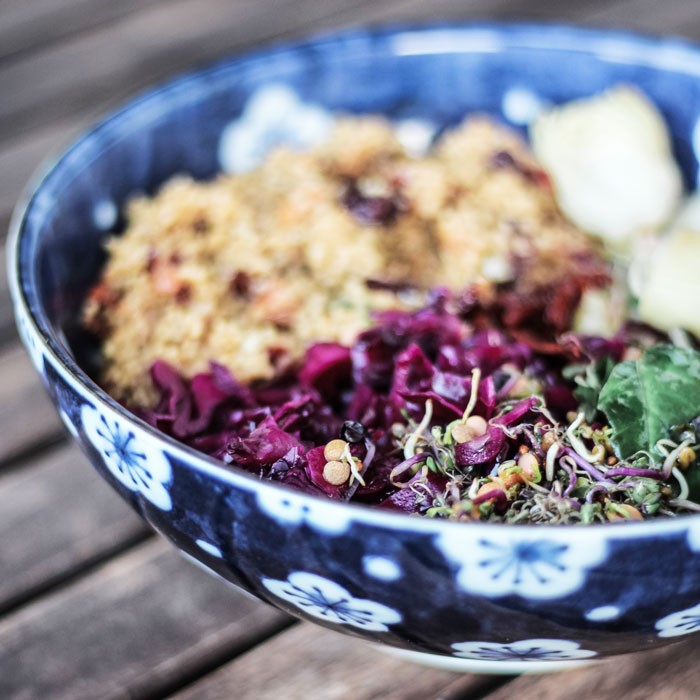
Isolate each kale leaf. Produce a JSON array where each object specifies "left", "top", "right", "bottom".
[{"left": 598, "top": 345, "right": 700, "bottom": 459}]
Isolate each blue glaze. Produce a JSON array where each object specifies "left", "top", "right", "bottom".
[{"left": 9, "top": 23, "right": 700, "bottom": 669}]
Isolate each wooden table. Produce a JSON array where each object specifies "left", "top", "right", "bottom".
[{"left": 2, "top": 1, "right": 700, "bottom": 698}]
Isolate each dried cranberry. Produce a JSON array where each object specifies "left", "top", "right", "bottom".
[
  {"left": 365, "top": 278, "right": 416, "bottom": 293},
  {"left": 230, "top": 271, "right": 252, "bottom": 299},
  {"left": 175, "top": 284, "right": 192, "bottom": 305},
  {"left": 342, "top": 182, "right": 401, "bottom": 226}
]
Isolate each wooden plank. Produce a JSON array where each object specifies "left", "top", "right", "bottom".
[
  {"left": 479, "top": 637, "right": 700, "bottom": 700},
  {"left": 0, "top": 0, "right": 166, "bottom": 63},
  {"left": 586, "top": 0, "right": 700, "bottom": 34},
  {"left": 170, "top": 623, "right": 507, "bottom": 700},
  {"left": 0, "top": 440, "right": 149, "bottom": 614},
  {"left": 0, "top": 0, "right": 384, "bottom": 147},
  {"left": 0, "top": 540, "right": 292, "bottom": 700},
  {"left": 0, "top": 342, "right": 64, "bottom": 465}
]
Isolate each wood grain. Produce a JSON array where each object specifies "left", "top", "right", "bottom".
[
  {"left": 0, "top": 0, "right": 166, "bottom": 63},
  {"left": 315, "top": 0, "right": 614, "bottom": 26},
  {"left": 585, "top": 0, "right": 700, "bottom": 34},
  {"left": 170, "top": 622, "right": 509, "bottom": 700},
  {"left": 0, "top": 540, "right": 292, "bottom": 700},
  {"left": 0, "top": 440, "right": 149, "bottom": 614},
  {"left": 0, "top": 343, "right": 64, "bottom": 466},
  {"left": 0, "top": 0, "right": 379, "bottom": 148},
  {"left": 479, "top": 637, "right": 700, "bottom": 700}
]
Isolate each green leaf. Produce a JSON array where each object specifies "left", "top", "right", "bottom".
[
  {"left": 597, "top": 345, "right": 700, "bottom": 459},
  {"left": 563, "top": 356, "right": 617, "bottom": 423}
]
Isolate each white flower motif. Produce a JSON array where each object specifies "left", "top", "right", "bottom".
[
  {"left": 218, "top": 84, "right": 333, "bottom": 174},
  {"left": 452, "top": 639, "right": 596, "bottom": 661},
  {"left": 80, "top": 404, "right": 172, "bottom": 511},
  {"left": 437, "top": 529, "right": 607, "bottom": 599},
  {"left": 452, "top": 638, "right": 596, "bottom": 662},
  {"left": 262, "top": 571, "right": 402, "bottom": 632},
  {"left": 256, "top": 487, "right": 353, "bottom": 535},
  {"left": 655, "top": 602, "right": 700, "bottom": 637}
]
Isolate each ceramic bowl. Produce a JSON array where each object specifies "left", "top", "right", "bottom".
[{"left": 9, "top": 23, "right": 700, "bottom": 673}]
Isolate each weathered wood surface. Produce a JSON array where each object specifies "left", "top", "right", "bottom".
[
  {"left": 171, "top": 623, "right": 507, "bottom": 700},
  {"left": 0, "top": 541, "right": 293, "bottom": 700},
  {"left": 0, "top": 441, "right": 149, "bottom": 615},
  {"left": 2, "top": 0, "right": 700, "bottom": 698}
]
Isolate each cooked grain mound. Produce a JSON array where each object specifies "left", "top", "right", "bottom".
[{"left": 84, "top": 116, "right": 601, "bottom": 405}]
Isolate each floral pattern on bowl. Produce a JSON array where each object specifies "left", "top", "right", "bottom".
[
  {"left": 81, "top": 403, "right": 173, "bottom": 511},
  {"left": 255, "top": 486, "right": 354, "bottom": 535},
  {"left": 655, "top": 602, "right": 700, "bottom": 637},
  {"left": 451, "top": 638, "right": 597, "bottom": 662},
  {"left": 436, "top": 528, "right": 607, "bottom": 599},
  {"left": 262, "top": 571, "right": 402, "bottom": 632}
]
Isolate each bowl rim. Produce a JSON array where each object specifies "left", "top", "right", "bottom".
[{"left": 9, "top": 20, "right": 700, "bottom": 539}]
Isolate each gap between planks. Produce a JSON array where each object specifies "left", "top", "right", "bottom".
[{"left": 0, "top": 438, "right": 151, "bottom": 617}]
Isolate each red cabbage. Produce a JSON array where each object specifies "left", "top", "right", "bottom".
[{"left": 134, "top": 290, "right": 625, "bottom": 508}]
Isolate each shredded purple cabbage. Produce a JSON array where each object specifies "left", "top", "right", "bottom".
[{"left": 134, "top": 291, "right": 629, "bottom": 513}]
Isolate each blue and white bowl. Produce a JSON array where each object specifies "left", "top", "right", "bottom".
[{"left": 8, "top": 23, "right": 700, "bottom": 673}]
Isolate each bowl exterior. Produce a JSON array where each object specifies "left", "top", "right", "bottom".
[{"left": 9, "top": 23, "right": 700, "bottom": 667}]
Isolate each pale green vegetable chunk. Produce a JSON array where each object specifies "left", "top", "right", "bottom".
[
  {"left": 638, "top": 228, "right": 700, "bottom": 335},
  {"left": 530, "top": 86, "right": 682, "bottom": 246}
]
